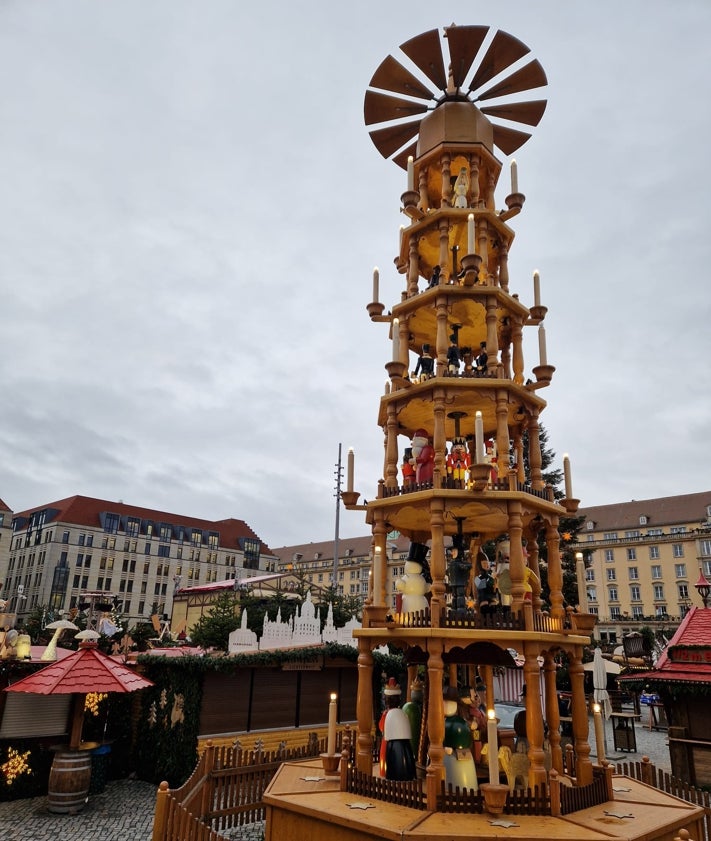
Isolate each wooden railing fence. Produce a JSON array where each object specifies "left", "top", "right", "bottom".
[{"left": 615, "top": 757, "right": 711, "bottom": 841}]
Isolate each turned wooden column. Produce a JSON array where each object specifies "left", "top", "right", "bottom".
[
  {"left": 485, "top": 295, "right": 499, "bottom": 374},
  {"left": 433, "top": 388, "right": 446, "bottom": 489},
  {"left": 486, "top": 170, "right": 496, "bottom": 211},
  {"left": 425, "top": 638, "right": 445, "bottom": 810},
  {"left": 500, "top": 329, "right": 512, "bottom": 380},
  {"left": 429, "top": 498, "right": 446, "bottom": 627},
  {"left": 542, "top": 650, "right": 563, "bottom": 774},
  {"left": 568, "top": 647, "right": 593, "bottom": 785},
  {"left": 417, "top": 166, "right": 429, "bottom": 213},
  {"left": 468, "top": 153, "right": 480, "bottom": 206},
  {"left": 438, "top": 218, "right": 450, "bottom": 282},
  {"left": 397, "top": 315, "right": 409, "bottom": 368},
  {"left": 511, "top": 315, "right": 525, "bottom": 385},
  {"left": 372, "top": 511, "right": 387, "bottom": 608},
  {"left": 528, "top": 408, "right": 543, "bottom": 490},
  {"left": 545, "top": 517, "right": 565, "bottom": 621},
  {"left": 498, "top": 240, "right": 510, "bottom": 293},
  {"left": 495, "top": 389, "right": 509, "bottom": 484},
  {"left": 407, "top": 234, "right": 420, "bottom": 297},
  {"left": 523, "top": 647, "right": 547, "bottom": 787},
  {"left": 477, "top": 217, "right": 488, "bottom": 281},
  {"left": 385, "top": 402, "right": 399, "bottom": 490},
  {"left": 507, "top": 500, "right": 526, "bottom": 617},
  {"left": 356, "top": 639, "right": 374, "bottom": 773},
  {"left": 440, "top": 153, "right": 451, "bottom": 208},
  {"left": 435, "top": 296, "right": 449, "bottom": 377}
]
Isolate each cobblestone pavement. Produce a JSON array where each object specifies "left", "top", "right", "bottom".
[{"left": 0, "top": 714, "right": 672, "bottom": 841}]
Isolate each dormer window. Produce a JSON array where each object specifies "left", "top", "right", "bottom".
[
  {"left": 639, "top": 515, "right": 648, "bottom": 525},
  {"left": 586, "top": 521, "right": 594, "bottom": 531}
]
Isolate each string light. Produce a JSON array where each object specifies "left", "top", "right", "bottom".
[
  {"left": 85, "top": 692, "right": 108, "bottom": 716},
  {"left": 2, "top": 747, "right": 31, "bottom": 785}
]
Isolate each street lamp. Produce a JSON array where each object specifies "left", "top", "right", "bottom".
[{"left": 695, "top": 570, "right": 711, "bottom": 609}]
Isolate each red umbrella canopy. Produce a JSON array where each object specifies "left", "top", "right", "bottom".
[{"left": 4, "top": 642, "right": 153, "bottom": 695}]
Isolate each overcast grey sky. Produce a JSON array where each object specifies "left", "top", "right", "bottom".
[{"left": 1, "top": 1, "right": 709, "bottom": 549}]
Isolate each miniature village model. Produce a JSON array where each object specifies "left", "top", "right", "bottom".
[{"left": 263, "top": 24, "right": 704, "bottom": 841}]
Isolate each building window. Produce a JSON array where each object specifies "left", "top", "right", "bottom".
[
  {"left": 651, "top": 565, "right": 662, "bottom": 579},
  {"left": 700, "top": 539, "right": 711, "bottom": 557},
  {"left": 653, "top": 584, "right": 664, "bottom": 600},
  {"left": 678, "top": 584, "right": 689, "bottom": 600},
  {"left": 62, "top": 531, "right": 70, "bottom": 544},
  {"left": 126, "top": 517, "right": 140, "bottom": 537},
  {"left": 78, "top": 534, "right": 85, "bottom": 546},
  {"left": 704, "top": 560, "right": 711, "bottom": 578},
  {"left": 587, "top": 587, "right": 596, "bottom": 602},
  {"left": 606, "top": 568, "right": 616, "bottom": 581},
  {"left": 585, "top": 568, "right": 595, "bottom": 581},
  {"left": 625, "top": 530, "right": 640, "bottom": 539},
  {"left": 145, "top": 543, "right": 151, "bottom": 555},
  {"left": 586, "top": 521, "right": 594, "bottom": 530},
  {"left": 628, "top": 567, "right": 639, "bottom": 580},
  {"left": 610, "top": 606, "right": 621, "bottom": 619},
  {"left": 673, "top": 543, "right": 684, "bottom": 558},
  {"left": 639, "top": 516, "right": 647, "bottom": 525},
  {"left": 608, "top": 587, "right": 618, "bottom": 602},
  {"left": 604, "top": 549, "right": 614, "bottom": 562},
  {"left": 103, "top": 513, "right": 120, "bottom": 534},
  {"left": 649, "top": 545, "right": 660, "bottom": 559},
  {"left": 626, "top": 548, "right": 636, "bottom": 561},
  {"left": 632, "top": 605, "right": 644, "bottom": 618},
  {"left": 158, "top": 545, "right": 170, "bottom": 558},
  {"left": 630, "top": 585, "right": 641, "bottom": 601},
  {"left": 674, "top": 563, "right": 687, "bottom": 578},
  {"left": 603, "top": 532, "right": 618, "bottom": 540},
  {"left": 670, "top": 526, "right": 687, "bottom": 534}
]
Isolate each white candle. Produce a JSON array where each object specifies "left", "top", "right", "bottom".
[
  {"left": 467, "top": 213, "right": 475, "bottom": 255},
  {"left": 487, "top": 709, "right": 499, "bottom": 782},
  {"left": 392, "top": 317, "right": 400, "bottom": 362},
  {"left": 563, "top": 454, "right": 573, "bottom": 499},
  {"left": 538, "top": 324, "right": 547, "bottom": 367},
  {"left": 399, "top": 224, "right": 405, "bottom": 252},
  {"left": 533, "top": 269, "right": 541, "bottom": 307},
  {"left": 593, "top": 702, "right": 605, "bottom": 763},
  {"left": 373, "top": 547, "right": 382, "bottom": 606},
  {"left": 407, "top": 156, "right": 414, "bottom": 191},
  {"left": 475, "top": 411, "right": 485, "bottom": 463},
  {"left": 347, "top": 448, "right": 354, "bottom": 493},
  {"left": 510, "top": 159, "right": 518, "bottom": 194},
  {"left": 328, "top": 692, "right": 338, "bottom": 755},
  {"left": 372, "top": 266, "right": 380, "bottom": 303}
]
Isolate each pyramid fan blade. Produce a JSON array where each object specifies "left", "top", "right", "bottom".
[
  {"left": 477, "top": 60, "right": 548, "bottom": 101},
  {"left": 393, "top": 140, "right": 419, "bottom": 170},
  {"left": 400, "top": 29, "right": 448, "bottom": 91},
  {"left": 369, "top": 121, "right": 422, "bottom": 159},
  {"left": 469, "top": 29, "right": 530, "bottom": 93},
  {"left": 481, "top": 99, "right": 547, "bottom": 127},
  {"left": 445, "top": 25, "right": 489, "bottom": 88},
  {"left": 364, "top": 90, "right": 430, "bottom": 126},
  {"left": 370, "top": 55, "right": 435, "bottom": 101},
  {"left": 492, "top": 124, "right": 532, "bottom": 156}
]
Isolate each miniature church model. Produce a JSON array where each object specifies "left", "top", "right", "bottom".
[{"left": 342, "top": 22, "right": 594, "bottom": 802}]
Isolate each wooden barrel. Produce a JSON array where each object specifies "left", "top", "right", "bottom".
[{"left": 47, "top": 749, "right": 92, "bottom": 813}]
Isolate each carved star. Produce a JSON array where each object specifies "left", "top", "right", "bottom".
[
  {"left": 489, "top": 819, "right": 519, "bottom": 828},
  {"left": 603, "top": 810, "right": 634, "bottom": 820},
  {"left": 347, "top": 802, "right": 376, "bottom": 810},
  {"left": 301, "top": 776, "right": 326, "bottom": 782},
  {"left": 612, "top": 786, "right": 631, "bottom": 792}
]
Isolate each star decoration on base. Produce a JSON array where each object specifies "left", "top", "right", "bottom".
[
  {"left": 347, "top": 802, "right": 376, "bottom": 810},
  {"left": 300, "top": 775, "right": 326, "bottom": 782},
  {"left": 603, "top": 810, "right": 634, "bottom": 820},
  {"left": 612, "top": 785, "right": 631, "bottom": 792},
  {"left": 489, "top": 818, "right": 519, "bottom": 828}
]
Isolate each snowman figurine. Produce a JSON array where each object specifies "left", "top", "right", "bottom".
[{"left": 396, "top": 556, "right": 431, "bottom": 614}]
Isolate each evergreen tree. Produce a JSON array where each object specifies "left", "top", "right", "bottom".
[
  {"left": 522, "top": 425, "right": 585, "bottom": 608},
  {"left": 189, "top": 591, "right": 241, "bottom": 651}
]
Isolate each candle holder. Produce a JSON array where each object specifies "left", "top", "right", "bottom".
[
  {"left": 340, "top": 491, "right": 361, "bottom": 508},
  {"left": 385, "top": 360, "right": 408, "bottom": 381},
  {"left": 319, "top": 752, "right": 341, "bottom": 776},
  {"left": 400, "top": 189, "right": 420, "bottom": 213},
  {"left": 469, "top": 463, "right": 491, "bottom": 491},
  {"left": 528, "top": 304, "right": 548, "bottom": 324},
  {"left": 367, "top": 302, "right": 385, "bottom": 319},
  {"left": 561, "top": 497, "right": 580, "bottom": 515},
  {"left": 504, "top": 192, "right": 525, "bottom": 213},
  {"left": 459, "top": 253, "right": 482, "bottom": 286},
  {"left": 532, "top": 364, "right": 555, "bottom": 384},
  {"left": 480, "top": 782, "right": 509, "bottom": 815}
]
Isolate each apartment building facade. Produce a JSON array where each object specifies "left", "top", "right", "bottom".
[
  {"left": 271, "top": 533, "right": 412, "bottom": 607},
  {"left": 1, "top": 495, "right": 276, "bottom": 626},
  {"left": 578, "top": 491, "right": 711, "bottom": 633}
]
